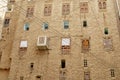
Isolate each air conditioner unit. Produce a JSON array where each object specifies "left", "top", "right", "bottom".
[{"left": 37, "top": 36, "right": 48, "bottom": 50}]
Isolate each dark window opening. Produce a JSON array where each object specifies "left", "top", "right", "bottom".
[
  {"left": 64, "top": 21, "right": 69, "bottom": 29},
  {"left": 20, "top": 76, "right": 24, "bottom": 80},
  {"left": 4, "top": 19, "right": 10, "bottom": 27},
  {"left": 104, "top": 28, "right": 108, "bottom": 34},
  {"left": 83, "top": 21, "right": 87, "bottom": 27},
  {"left": 30, "top": 63, "right": 34, "bottom": 68},
  {"left": 43, "top": 22, "right": 48, "bottom": 30},
  {"left": 61, "top": 60, "right": 65, "bottom": 68}
]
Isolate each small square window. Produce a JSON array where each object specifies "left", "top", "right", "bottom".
[
  {"left": 43, "top": 22, "right": 48, "bottom": 30},
  {"left": 64, "top": 21, "right": 69, "bottom": 29},
  {"left": 80, "top": 2, "right": 88, "bottom": 13},
  {"left": 98, "top": 1, "right": 107, "bottom": 11},
  {"left": 20, "top": 41, "right": 28, "bottom": 48},
  {"left": 26, "top": 7, "right": 34, "bottom": 17},
  {"left": 20, "top": 76, "right": 24, "bottom": 80},
  {"left": 24, "top": 23, "right": 30, "bottom": 31}
]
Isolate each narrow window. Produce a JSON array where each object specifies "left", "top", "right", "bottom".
[
  {"left": 103, "top": 37, "right": 113, "bottom": 50},
  {"left": 36, "top": 75, "right": 41, "bottom": 80},
  {"left": 24, "top": 23, "right": 30, "bottom": 31},
  {"left": 30, "top": 63, "right": 34, "bottom": 69},
  {"left": 61, "top": 38, "right": 70, "bottom": 54},
  {"left": 61, "top": 59, "right": 65, "bottom": 68},
  {"left": 84, "top": 71, "right": 90, "bottom": 80},
  {"left": 44, "top": 4, "right": 52, "bottom": 16},
  {"left": 110, "top": 69, "right": 115, "bottom": 77},
  {"left": 4, "top": 18, "right": 10, "bottom": 27},
  {"left": 62, "top": 3, "right": 70, "bottom": 15},
  {"left": 9, "top": 0, "right": 15, "bottom": 3},
  {"left": 104, "top": 28, "right": 108, "bottom": 34},
  {"left": 43, "top": 22, "right": 48, "bottom": 30},
  {"left": 7, "top": 5, "right": 13, "bottom": 12},
  {"left": 84, "top": 59, "right": 87, "bottom": 67},
  {"left": 26, "top": 7, "right": 34, "bottom": 17},
  {"left": 64, "top": 21, "right": 69, "bottom": 29},
  {"left": 20, "top": 76, "right": 24, "bottom": 80},
  {"left": 82, "top": 39, "right": 90, "bottom": 52},
  {"left": 0, "top": 55, "right": 1, "bottom": 62},
  {"left": 83, "top": 21, "right": 87, "bottom": 27}
]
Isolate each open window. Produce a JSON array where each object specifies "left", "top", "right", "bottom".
[
  {"left": 61, "top": 38, "right": 70, "bottom": 54},
  {"left": 43, "top": 22, "right": 48, "bottom": 30},
  {"left": 64, "top": 21, "right": 69, "bottom": 29}
]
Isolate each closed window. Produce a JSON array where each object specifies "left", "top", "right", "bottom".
[
  {"left": 82, "top": 39, "right": 90, "bottom": 52},
  {"left": 64, "top": 21, "right": 69, "bottom": 29},
  {"left": 4, "top": 18, "right": 10, "bottom": 27},
  {"left": 103, "top": 37, "right": 113, "bottom": 51},
  {"left": 110, "top": 69, "right": 115, "bottom": 77},
  {"left": 61, "top": 38, "right": 70, "bottom": 54},
  {"left": 9, "top": 0, "right": 15, "bottom": 3},
  {"left": 44, "top": 4, "right": 52, "bottom": 16},
  {"left": 62, "top": 3, "right": 70, "bottom": 15},
  {"left": 20, "top": 76, "right": 24, "bottom": 80},
  {"left": 24, "top": 23, "right": 30, "bottom": 31},
  {"left": 98, "top": 1, "right": 107, "bottom": 10},
  {"left": 80, "top": 2, "right": 88, "bottom": 13},
  {"left": 84, "top": 72, "right": 90, "bottom": 80},
  {"left": 26, "top": 7, "right": 34, "bottom": 17},
  {"left": 84, "top": 59, "right": 87, "bottom": 67},
  {"left": 60, "top": 70, "right": 66, "bottom": 80},
  {"left": 20, "top": 40, "right": 28, "bottom": 48}
]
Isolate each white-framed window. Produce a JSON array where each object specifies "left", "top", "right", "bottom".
[
  {"left": 64, "top": 20, "right": 69, "bottom": 29},
  {"left": 24, "top": 23, "right": 30, "bottom": 31},
  {"left": 61, "top": 38, "right": 70, "bottom": 54},
  {"left": 43, "top": 22, "right": 48, "bottom": 30},
  {"left": 20, "top": 40, "right": 28, "bottom": 48}
]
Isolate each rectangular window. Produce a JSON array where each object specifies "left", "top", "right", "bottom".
[
  {"left": 43, "top": 22, "right": 48, "bottom": 30},
  {"left": 61, "top": 38, "right": 70, "bottom": 54},
  {"left": 62, "top": 3, "right": 70, "bottom": 15},
  {"left": 110, "top": 69, "right": 115, "bottom": 77},
  {"left": 98, "top": 1, "right": 107, "bottom": 10},
  {"left": 104, "top": 28, "right": 108, "bottom": 35},
  {"left": 84, "top": 59, "right": 87, "bottom": 67},
  {"left": 84, "top": 71, "right": 90, "bottom": 80},
  {"left": 64, "top": 21, "right": 69, "bottom": 29},
  {"left": 61, "top": 59, "right": 65, "bottom": 68},
  {"left": 83, "top": 21, "right": 87, "bottom": 27},
  {"left": 24, "top": 23, "right": 30, "bottom": 31},
  {"left": 103, "top": 37, "right": 113, "bottom": 51},
  {"left": 7, "top": 5, "right": 13, "bottom": 12},
  {"left": 20, "top": 76, "right": 24, "bottom": 80},
  {"left": 19, "top": 40, "right": 28, "bottom": 51},
  {"left": 60, "top": 70, "right": 66, "bottom": 80},
  {"left": 44, "top": 4, "right": 52, "bottom": 16},
  {"left": 80, "top": 2, "right": 88, "bottom": 13},
  {"left": 0, "top": 51, "right": 2, "bottom": 62},
  {"left": 4, "top": 18, "right": 10, "bottom": 27},
  {"left": 82, "top": 39, "right": 90, "bottom": 52},
  {"left": 26, "top": 7, "right": 34, "bottom": 17}
]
